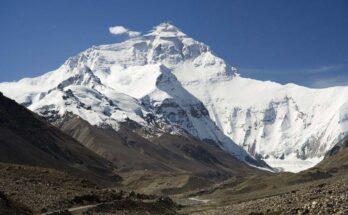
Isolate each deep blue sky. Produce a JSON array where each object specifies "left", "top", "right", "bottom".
[{"left": 0, "top": 0, "right": 347, "bottom": 87}]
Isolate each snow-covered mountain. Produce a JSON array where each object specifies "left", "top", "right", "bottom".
[{"left": 1, "top": 23, "right": 347, "bottom": 172}]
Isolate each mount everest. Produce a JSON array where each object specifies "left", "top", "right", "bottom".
[{"left": 1, "top": 23, "right": 347, "bottom": 172}]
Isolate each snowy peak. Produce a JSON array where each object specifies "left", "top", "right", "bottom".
[
  {"left": 146, "top": 23, "right": 187, "bottom": 37},
  {"left": 61, "top": 23, "right": 237, "bottom": 85},
  {"left": 145, "top": 24, "right": 211, "bottom": 66}
]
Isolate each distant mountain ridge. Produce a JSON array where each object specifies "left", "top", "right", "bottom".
[
  {"left": 1, "top": 23, "right": 347, "bottom": 172},
  {"left": 0, "top": 92, "right": 119, "bottom": 184}
]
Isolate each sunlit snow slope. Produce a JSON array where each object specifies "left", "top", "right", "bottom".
[{"left": 1, "top": 23, "right": 347, "bottom": 172}]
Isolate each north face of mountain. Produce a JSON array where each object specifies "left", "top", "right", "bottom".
[{"left": 1, "top": 23, "right": 347, "bottom": 171}]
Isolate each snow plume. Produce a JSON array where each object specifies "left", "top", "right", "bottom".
[{"left": 109, "top": 25, "right": 141, "bottom": 37}]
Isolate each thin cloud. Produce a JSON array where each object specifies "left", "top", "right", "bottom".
[
  {"left": 239, "top": 64, "right": 348, "bottom": 88},
  {"left": 306, "top": 65, "right": 345, "bottom": 74},
  {"left": 310, "top": 75, "right": 348, "bottom": 88},
  {"left": 240, "top": 64, "right": 345, "bottom": 75},
  {"left": 109, "top": 25, "right": 141, "bottom": 37}
]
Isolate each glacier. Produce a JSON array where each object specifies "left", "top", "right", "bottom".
[{"left": 1, "top": 23, "right": 348, "bottom": 172}]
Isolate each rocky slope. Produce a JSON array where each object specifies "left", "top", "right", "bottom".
[
  {"left": 191, "top": 177, "right": 348, "bottom": 215},
  {"left": 1, "top": 23, "right": 348, "bottom": 171},
  {"left": 0, "top": 191, "right": 31, "bottom": 215},
  {"left": 57, "top": 115, "right": 266, "bottom": 180},
  {"left": 181, "top": 136, "right": 348, "bottom": 214},
  {"left": 0, "top": 162, "right": 178, "bottom": 215}
]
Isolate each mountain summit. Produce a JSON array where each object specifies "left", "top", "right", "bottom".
[
  {"left": 1, "top": 23, "right": 347, "bottom": 172},
  {"left": 146, "top": 23, "right": 187, "bottom": 37}
]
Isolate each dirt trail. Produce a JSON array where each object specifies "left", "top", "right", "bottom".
[{"left": 41, "top": 203, "right": 100, "bottom": 215}]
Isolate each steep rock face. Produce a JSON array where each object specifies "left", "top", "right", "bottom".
[
  {"left": 317, "top": 135, "right": 348, "bottom": 172},
  {"left": 182, "top": 76, "right": 348, "bottom": 172},
  {"left": 325, "top": 136, "right": 348, "bottom": 158},
  {"left": 1, "top": 23, "right": 347, "bottom": 171}
]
